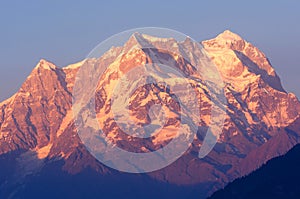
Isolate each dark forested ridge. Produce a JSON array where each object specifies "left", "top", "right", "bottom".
[{"left": 209, "top": 144, "right": 300, "bottom": 199}]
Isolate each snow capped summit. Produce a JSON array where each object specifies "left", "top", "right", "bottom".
[
  {"left": 202, "top": 30, "right": 284, "bottom": 92},
  {"left": 216, "top": 30, "right": 243, "bottom": 41},
  {"left": 35, "top": 59, "right": 57, "bottom": 70},
  {"left": 202, "top": 30, "right": 246, "bottom": 50},
  {"left": 123, "top": 32, "right": 148, "bottom": 52},
  {"left": 123, "top": 32, "right": 178, "bottom": 53}
]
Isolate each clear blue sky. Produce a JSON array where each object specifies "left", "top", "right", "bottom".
[{"left": 0, "top": 1, "right": 299, "bottom": 101}]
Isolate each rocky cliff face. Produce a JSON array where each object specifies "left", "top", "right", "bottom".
[{"left": 0, "top": 30, "right": 299, "bottom": 198}]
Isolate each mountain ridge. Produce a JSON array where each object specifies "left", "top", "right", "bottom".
[{"left": 0, "top": 30, "right": 299, "bottom": 198}]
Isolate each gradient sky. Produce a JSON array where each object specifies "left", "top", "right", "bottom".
[{"left": 0, "top": 1, "right": 299, "bottom": 101}]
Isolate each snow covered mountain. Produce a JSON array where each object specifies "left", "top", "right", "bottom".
[{"left": 0, "top": 30, "right": 299, "bottom": 199}]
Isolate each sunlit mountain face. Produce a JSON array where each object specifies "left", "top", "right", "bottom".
[{"left": 0, "top": 30, "right": 299, "bottom": 199}]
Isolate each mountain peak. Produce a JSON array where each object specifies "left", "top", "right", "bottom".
[
  {"left": 202, "top": 30, "right": 246, "bottom": 50},
  {"left": 124, "top": 32, "right": 178, "bottom": 52},
  {"left": 123, "top": 32, "right": 147, "bottom": 52},
  {"left": 216, "top": 30, "right": 243, "bottom": 41},
  {"left": 35, "top": 59, "right": 57, "bottom": 70},
  {"left": 132, "top": 32, "right": 143, "bottom": 39}
]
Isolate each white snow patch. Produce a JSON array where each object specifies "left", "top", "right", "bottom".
[
  {"left": 64, "top": 59, "right": 86, "bottom": 70},
  {"left": 216, "top": 30, "right": 243, "bottom": 41},
  {"left": 35, "top": 59, "right": 57, "bottom": 70}
]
